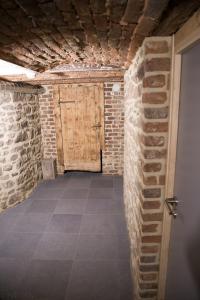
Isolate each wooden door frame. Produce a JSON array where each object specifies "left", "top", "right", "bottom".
[
  {"left": 53, "top": 83, "right": 104, "bottom": 174},
  {"left": 158, "top": 9, "right": 200, "bottom": 300}
]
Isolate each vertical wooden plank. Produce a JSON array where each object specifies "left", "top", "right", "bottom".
[
  {"left": 158, "top": 48, "right": 182, "bottom": 299},
  {"left": 60, "top": 84, "right": 76, "bottom": 167},
  {"left": 98, "top": 83, "right": 105, "bottom": 149},
  {"left": 83, "top": 85, "right": 89, "bottom": 161},
  {"left": 53, "top": 84, "right": 64, "bottom": 172},
  {"left": 93, "top": 84, "right": 100, "bottom": 160},
  {"left": 75, "top": 84, "right": 82, "bottom": 161},
  {"left": 90, "top": 84, "right": 99, "bottom": 161}
]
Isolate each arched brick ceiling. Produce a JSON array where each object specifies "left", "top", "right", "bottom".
[{"left": 0, "top": 0, "right": 199, "bottom": 72}]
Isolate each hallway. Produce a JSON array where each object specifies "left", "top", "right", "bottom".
[{"left": 0, "top": 173, "right": 133, "bottom": 300}]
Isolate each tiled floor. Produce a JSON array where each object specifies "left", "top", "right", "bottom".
[{"left": 0, "top": 173, "right": 133, "bottom": 300}]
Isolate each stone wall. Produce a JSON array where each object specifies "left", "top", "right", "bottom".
[
  {"left": 0, "top": 81, "right": 43, "bottom": 212},
  {"left": 124, "top": 37, "right": 172, "bottom": 299},
  {"left": 39, "top": 81, "right": 124, "bottom": 175}
]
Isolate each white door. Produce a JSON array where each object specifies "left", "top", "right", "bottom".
[{"left": 166, "top": 42, "right": 200, "bottom": 299}]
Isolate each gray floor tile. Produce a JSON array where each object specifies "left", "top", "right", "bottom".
[
  {"left": 26, "top": 200, "right": 58, "bottom": 214},
  {"left": 39, "top": 179, "right": 69, "bottom": 189},
  {"left": 46, "top": 214, "right": 82, "bottom": 233},
  {"left": 55, "top": 198, "right": 87, "bottom": 214},
  {"left": 113, "top": 176, "right": 124, "bottom": 197},
  {"left": 88, "top": 188, "right": 114, "bottom": 199},
  {"left": 93, "top": 175, "right": 114, "bottom": 180},
  {"left": 13, "top": 213, "right": 51, "bottom": 233},
  {"left": 0, "top": 232, "right": 42, "bottom": 258},
  {"left": 67, "top": 177, "right": 91, "bottom": 189},
  {"left": 90, "top": 178, "right": 113, "bottom": 188},
  {"left": 114, "top": 184, "right": 123, "bottom": 193},
  {"left": 117, "top": 235, "right": 130, "bottom": 259},
  {"left": 113, "top": 189, "right": 123, "bottom": 201},
  {"left": 80, "top": 214, "right": 127, "bottom": 235},
  {"left": 75, "top": 234, "right": 118, "bottom": 260},
  {"left": 112, "top": 214, "right": 129, "bottom": 235},
  {"left": 62, "top": 189, "right": 89, "bottom": 200},
  {"left": 19, "top": 259, "right": 72, "bottom": 300},
  {"left": 67, "top": 172, "right": 93, "bottom": 178},
  {"left": 56, "top": 174, "right": 72, "bottom": 179},
  {"left": 118, "top": 260, "right": 133, "bottom": 300},
  {"left": 85, "top": 197, "right": 123, "bottom": 214},
  {"left": 65, "top": 261, "right": 120, "bottom": 300},
  {"left": 0, "top": 258, "right": 29, "bottom": 299},
  {"left": 33, "top": 233, "right": 78, "bottom": 260},
  {"left": 113, "top": 176, "right": 123, "bottom": 189},
  {"left": 30, "top": 188, "right": 65, "bottom": 200},
  {"left": 0, "top": 173, "right": 133, "bottom": 299},
  {"left": 0, "top": 213, "right": 22, "bottom": 235}
]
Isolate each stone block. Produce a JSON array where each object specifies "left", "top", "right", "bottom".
[
  {"left": 143, "top": 136, "right": 165, "bottom": 147},
  {"left": 42, "top": 158, "right": 57, "bottom": 180},
  {"left": 142, "top": 122, "right": 168, "bottom": 133},
  {"left": 145, "top": 57, "right": 171, "bottom": 72},
  {"left": 144, "top": 107, "right": 168, "bottom": 119},
  {"left": 141, "top": 245, "right": 159, "bottom": 254},
  {"left": 145, "top": 40, "right": 169, "bottom": 54},
  {"left": 142, "top": 92, "right": 167, "bottom": 104},
  {"left": 140, "top": 272, "right": 158, "bottom": 281}
]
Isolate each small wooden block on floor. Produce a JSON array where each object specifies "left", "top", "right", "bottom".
[{"left": 42, "top": 159, "right": 57, "bottom": 180}]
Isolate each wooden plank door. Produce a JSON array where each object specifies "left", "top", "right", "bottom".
[{"left": 59, "top": 83, "right": 104, "bottom": 171}]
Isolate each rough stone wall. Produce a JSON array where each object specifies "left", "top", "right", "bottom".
[
  {"left": 124, "top": 37, "right": 172, "bottom": 300},
  {"left": 0, "top": 82, "right": 43, "bottom": 211},
  {"left": 39, "top": 82, "right": 124, "bottom": 175},
  {"left": 102, "top": 82, "right": 124, "bottom": 175}
]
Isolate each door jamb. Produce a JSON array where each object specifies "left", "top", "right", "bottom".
[{"left": 158, "top": 9, "right": 200, "bottom": 300}]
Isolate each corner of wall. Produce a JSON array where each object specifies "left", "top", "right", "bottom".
[{"left": 124, "top": 36, "right": 172, "bottom": 299}]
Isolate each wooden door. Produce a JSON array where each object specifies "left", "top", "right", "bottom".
[
  {"left": 57, "top": 83, "right": 104, "bottom": 172},
  {"left": 166, "top": 42, "right": 200, "bottom": 299}
]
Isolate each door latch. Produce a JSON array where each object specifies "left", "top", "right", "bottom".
[
  {"left": 92, "top": 123, "right": 101, "bottom": 129},
  {"left": 59, "top": 100, "right": 75, "bottom": 104},
  {"left": 165, "top": 196, "right": 179, "bottom": 218}
]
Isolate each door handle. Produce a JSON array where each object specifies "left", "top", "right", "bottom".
[
  {"left": 165, "top": 197, "right": 179, "bottom": 218},
  {"left": 92, "top": 124, "right": 101, "bottom": 128},
  {"left": 59, "top": 100, "right": 76, "bottom": 104}
]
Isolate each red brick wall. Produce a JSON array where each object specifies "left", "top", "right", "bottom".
[
  {"left": 124, "top": 37, "right": 172, "bottom": 300},
  {"left": 103, "top": 82, "right": 124, "bottom": 175},
  {"left": 39, "top": 82, "right": 124, "bottom": 175},
  {"left": 39, "top": 85, "right": 57, "bottom": 161}
]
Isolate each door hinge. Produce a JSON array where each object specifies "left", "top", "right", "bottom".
[{"left": 165, "top": 196, "right": 179, "bottom": 218}]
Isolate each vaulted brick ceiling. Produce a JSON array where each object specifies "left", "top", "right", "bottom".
[{"left": 0, "top": 0, "right": 199, "bottom": 72}]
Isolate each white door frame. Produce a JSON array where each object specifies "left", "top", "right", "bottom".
[{"left": 158, "top": 9, "right": 200, "bottom": 300}]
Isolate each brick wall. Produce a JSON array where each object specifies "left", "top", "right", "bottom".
[
  {"left": 39, "top": 85, "right": 57, "bottom": 161},
  {"left": 124, "top": 37, "right": 172, "bottom": 299},
  {"left": 39, "top": 81, "right": 124, "bottom": 175},
  {"left": 103, "top": 82, "right": 124, "bottom": 175},
  {"left": 0, "top": 82, "right": 42, "bottom": 211}
]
